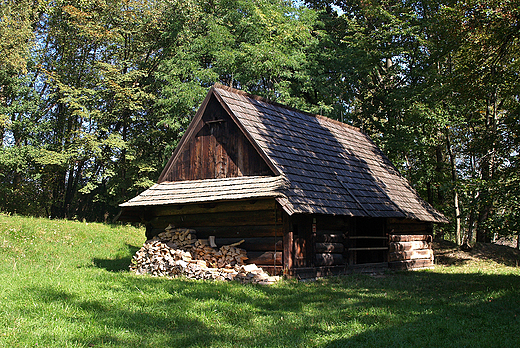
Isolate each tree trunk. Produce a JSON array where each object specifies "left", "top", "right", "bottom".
[
  {"left": 476, "top": 92, "right": 497, "bottom": 243},
  {"left": 446, "top": 128, "right": 461, "bottom": 246}
]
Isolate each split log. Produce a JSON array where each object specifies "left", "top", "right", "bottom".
[
  {"left": 130, "top": 227, "right": 280, "bottom": 284},
  {"left": 389, "top": 241, "right": 430, "bottom": 252},
  {"left": 388, "top": 249, "right": 433, "bottom": 262},
  {"left": 246, "top": 251, "right": 282, "bottom": 265}
]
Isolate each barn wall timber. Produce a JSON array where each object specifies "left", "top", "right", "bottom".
[
  {"left": 146, "top": 199, "right": 284, "bottom": 274},
  {"left": 387, "top": 218, "right": 434, "bottom": 269},
  {"left": 313, "top": 215, "right": 350, "bottom": 267},
  {"left": 161, "top": 95, "right": 273, "bottom": 182},
  {"left": 285, "top": 215, "right": 351, "bottom": 270}
]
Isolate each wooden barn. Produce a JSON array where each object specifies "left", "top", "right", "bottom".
[{"left": 119, "top": 84, "right": 448, "bottom": 278}]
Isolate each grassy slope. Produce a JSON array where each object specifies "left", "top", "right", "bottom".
[{"left": 1, "top": 213, "right": 519, "bottom": 348}]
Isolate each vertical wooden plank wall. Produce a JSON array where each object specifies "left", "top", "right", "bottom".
[{"left": 161, "top": 95, "right": 273, "bottom": 182}]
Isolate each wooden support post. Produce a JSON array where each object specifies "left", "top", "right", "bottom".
[
  {"left": 311, "top": 217, "right": 317, "bottom": 267},
  {"left": 283, "top": 231, "right": 293, "bottom": 272}
]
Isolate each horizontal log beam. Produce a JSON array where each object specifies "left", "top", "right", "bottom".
[
  {"left": 214, "top": 237, "right": 282, "bottom": 251},
  {"left": 389, "top": 258, "right": 434, "bottom": 270},
  {"left": 315, "top": 234, "right": 344, "bottom": 243},
  {"left": 389, "top": 249, "right": 433, "bottom": 262},
  {"left": 315, "top": 242, "right": 344, "bottom": 253},
  {"left": 194, "top": 225, "right": 283, "bottom": 238},
  {"left": 349, "top": 247, "right": 388, "bottom": 251},
  {"left": 389, "top": 234, "right": 433, "bottom": 242},
  {"left": 389, "top": 241, "right": 430, "bottom": 252},
  {"left": 153, "top": 198, "right": 276, "bottom": 216},
  {"left": 151, "top": 209, "right": 282, "bottom": 228}
]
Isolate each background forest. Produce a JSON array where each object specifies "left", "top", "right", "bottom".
[{"left": 1, "top": 0, "right": 519, "bottom": 246}]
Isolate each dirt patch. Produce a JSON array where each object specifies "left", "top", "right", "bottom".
[{"left": 434, "top": 238, "right": 520, "bottom": 267}]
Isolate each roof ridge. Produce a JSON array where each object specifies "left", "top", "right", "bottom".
[{"left": 213, "top": 83, "right": 363, "bottom": 135}]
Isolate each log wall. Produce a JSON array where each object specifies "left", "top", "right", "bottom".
[
  {"left": 146, "top": 198, "right": 283, "bottom": 274},
  {"left": 313, "top": 216, "right": 350, "bottom": 267},
  {"left": 143, "top": 208, "right": 436, "bottom": 277},
  {"left": 387, "top": 218, "right": 434, "bottom": 270}
]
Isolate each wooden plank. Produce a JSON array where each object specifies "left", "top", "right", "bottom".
[
  {"left": 389, "top": 258, "right": 434, "bottom": 270},
  {"left": 294, "top": 237, "right": 307, "bottom": 267},
  {"left": 315, "top": 242, "right": 344, "bottom": 253},
  {"left": 348, "top": 247, "right": 388, "bottom": 251},
  {"left": 389, "top": 234, "right": 433, "bottom": 242},
  {"left": 153, "top": 198, "right": 276, "bottom": 217},
  {"left": 214, "top": 237, "right": 282, "bottom": 251},
  {"left": 388, "top": 249, "right": 433, "bottom": 262},
  {"left": 194, "top": 132, "right": 203, "bottom": 179},
  {"left": 315, "top": 253, "right": 344, "bottom": 266},
  {"left": 151, "top": 209, "right": 281, "bottom": 228},
  {"left": 206, "top": 128, "right": 216, "bottom": 179},
  {"left": 187, "top": 225, "right": 283, "bottom": 238},
  {"left": 388, "top": 227, "right": 429, "bottom": 235},
  {"left": 387, "top": 223, "right": 428, "bottom": 232},
  {"left": 246, "top": 251, "right": 282, "bottom": 265},
  {"left": 389, "top": 241, "right": 430, "bottom": 252},
  {"left": 284, "top": 231, "right": 293, "bottom": 270},
  {"left": 315, "top": 233, "right": 344, "bottom": 243}
]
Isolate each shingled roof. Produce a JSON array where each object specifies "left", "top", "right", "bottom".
[{"left": 121, "top": 84, "right": 447, "bottom": 223}]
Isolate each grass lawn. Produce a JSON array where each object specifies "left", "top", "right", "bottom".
[{"left": 1, "top": 213, "right": 520, "bottom": 347}]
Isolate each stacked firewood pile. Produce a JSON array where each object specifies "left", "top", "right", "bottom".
[
  {"left": 130, "top": 226, "right": 279, "bottom": 284},
  {"left": 191, "top": 239, "right": 249, "bottom": 268}
]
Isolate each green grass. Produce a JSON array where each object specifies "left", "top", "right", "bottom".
[{"left": 1, "top": 213, "right": 520, "bottom": 347}]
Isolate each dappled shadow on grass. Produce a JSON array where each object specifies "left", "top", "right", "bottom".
[
  {"left": 470, "top": 243, "right": 520, "bottom": 267},
  {"left": 322, "top": 274, "right": 520, "bottom": 347},
  {"left": 21, "top": 270, "right": 520, "bottom": 347},
  {"left": 434, "top": 238, "right": 520, "bottom": 267},
  {"left": 92, "top": 244, "right": 140, "bottom": 272}
]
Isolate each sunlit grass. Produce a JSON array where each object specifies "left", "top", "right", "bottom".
[{"left": 1, "top": 213, "right": 520, "bottom": 347}]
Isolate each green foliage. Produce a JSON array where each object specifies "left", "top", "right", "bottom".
[
  {"left": 1, "top": 0, "right": 519, "bottom": 244},
  {"left": 304, "top": 0, "right": 520, "bottom": 243}
]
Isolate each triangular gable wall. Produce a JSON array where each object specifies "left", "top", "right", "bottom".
[{"left": 159, "top": 88, "right": 276, "bottom": 183}]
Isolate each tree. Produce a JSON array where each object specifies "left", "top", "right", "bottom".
[{"left": 304, "top": 0, "right": 520, "bottom": 244}]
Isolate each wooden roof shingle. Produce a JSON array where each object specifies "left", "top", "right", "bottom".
[
  {"left": 121, "top": 84, "right": 448, "bottom": 223},
  {"left": 214, "top": 84, "right": 447, "bottom": 223}
]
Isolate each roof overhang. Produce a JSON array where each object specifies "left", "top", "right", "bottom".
[{"left": 120, "top": 175, "right": 288, "bottom": 208}]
